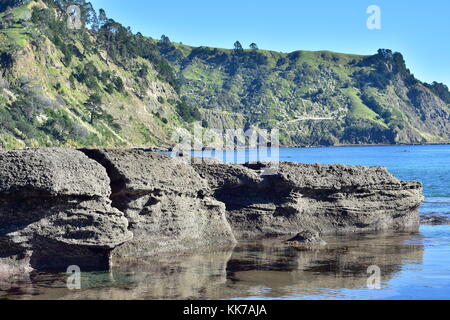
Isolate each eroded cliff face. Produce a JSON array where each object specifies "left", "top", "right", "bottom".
[{"left": 0, "top": 148, "right": 423, "bottom": 273}]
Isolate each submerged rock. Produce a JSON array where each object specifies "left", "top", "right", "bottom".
[
  {"left": 421, "top": 215, "right": 450, "bottom": 225},
  {"left": 284, "top": 231, "right": 327, "bottom": 248}
]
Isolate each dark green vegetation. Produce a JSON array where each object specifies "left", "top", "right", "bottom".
[{"left": 1, "top": 0, "right": 449, "bottom": 149}]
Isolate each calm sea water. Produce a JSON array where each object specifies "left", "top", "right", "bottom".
[{"left": 1, "top": 145, "right": 449, "bottom": 300}]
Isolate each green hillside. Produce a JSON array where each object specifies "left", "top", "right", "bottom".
[
  {"left": 157, "top": 41, "right": 450, "bottom": 146},
  {"left": 0, "top": 0, "right": 197, "bottom": 149},
  {"left": 1, "top": 0, "right": 449, "bottom": 149}
]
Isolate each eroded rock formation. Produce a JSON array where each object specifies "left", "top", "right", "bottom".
[
  {"left": 0, "top": 148, "right": 132, "bottom": 272},
  {"left": 79, "top": 149, "right": 237, "bottom": 257},
  {"left": 0, "top": 148, "right": 423, "bottom": 273},
  {"left": 193, "top": 161, "right": 423, "bottom": 239}
]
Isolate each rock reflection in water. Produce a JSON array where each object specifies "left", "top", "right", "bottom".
[
  {"left": 225, "top": 232, "right": 424, "bottom": 298},
  {"left": 0, "top": 232, "right": 424, "bottom": 300}
]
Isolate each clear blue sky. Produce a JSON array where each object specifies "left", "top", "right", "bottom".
[{"left": 90, "top": 0, "right": 450, "bottom": 86}]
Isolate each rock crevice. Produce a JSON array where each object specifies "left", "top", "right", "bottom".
[{"left": 78, "top": 149, "right": 237, "bottom": 257}]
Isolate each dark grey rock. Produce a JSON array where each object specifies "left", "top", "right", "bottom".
[
  {"left": 421, "top": 215, "right": 450, "bottom": 225},
  {"left": 0, "top": 148, "right": 424, "bottom": 275}
]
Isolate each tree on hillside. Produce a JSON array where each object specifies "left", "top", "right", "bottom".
[
  {"left": 249, "top": 43, "right": 258, "bottom": 50},
  {"left": 161, "top": 35, "right": 171, "bottom": 44},
  {"left": 84, "top": 93, "right": 103, "bottom": 124},
  {"left": 82, "top": 1, "right": 99, "bottom": 30},
  {"left": 98, "top": 8, "right": 108, "bottom": 27},
  {"left": 425, "top": 82, "right": 450, "bottom": 104},
  {"left": 233, "top": 41, "right": 243, "bottom": 52},
  {"left": 377, "top": 48, "right": 393, "bottom": 59},
  {"left": 0, "top": 52, "right": 15, "bottom": 69}
]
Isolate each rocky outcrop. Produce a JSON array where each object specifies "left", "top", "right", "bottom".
[
  {"left": 0, "top": 148, "right": 132, "bottom": 272},
  {"left": 193, "top": 161, "right": 423, "bottom": 239},
  {"left": 0, "top": 148, "right": 423, "bottom": 273},
  {"left": 0, "top": 148, "right": 236, "bottom": 273},
  {"left": 79, "top": 149, "right": 237, "bottom": 257}
]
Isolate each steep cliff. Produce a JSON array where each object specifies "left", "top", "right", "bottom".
[{"left": 0, "top": 0, "right": 195, "bottom": 149}]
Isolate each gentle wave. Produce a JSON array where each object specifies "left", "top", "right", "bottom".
[{"left": 420, "top": 197, "right": 450, "bottom": 216}]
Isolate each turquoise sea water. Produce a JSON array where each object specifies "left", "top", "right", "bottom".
[{"left": 1, "top": 145, "right": 449, "bottom": 300}]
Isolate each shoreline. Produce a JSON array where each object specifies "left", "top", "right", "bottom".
[
  {"left": 1, "top": 142, "right": 449, "bottom": 154},
  {"left": 148, "top": 142, "right": 450, "bottom": 154}
]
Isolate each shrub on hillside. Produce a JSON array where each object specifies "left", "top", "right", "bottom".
[{"left": 176, "top": 99, "right": 201, "bottom": 123}]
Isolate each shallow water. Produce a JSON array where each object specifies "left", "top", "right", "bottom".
[
  {"left": 1, "top": 145, "right": 449, "bottom": 300},
  {"left": 0, "top": 226, "right": 448, "bottom": 300}
]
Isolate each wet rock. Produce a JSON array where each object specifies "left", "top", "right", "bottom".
[
  {"left": 0, "top": 148, "right": 132, "bottom": 272},
  {"left": 284, "top": 231, "right": 327, "bottom": 248},
  {"left": 0, "top": 148, "right": 424, "bottom": 274},
  {"left": 193, "top": 161, "right": 424, "bottom": 239},
  {"left": 421, "top": 215, "right": 450, "bottom": 225},
  {"left": 79, "top": 149, "right": 237, "bottom": 257}
]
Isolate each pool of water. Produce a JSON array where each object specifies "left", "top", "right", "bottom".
[
  {"left": 1, "top": 225, "right": 448, "bottom": 300},
  {"left": 1, "top": 144, "right": 449, "bottom": 300}
]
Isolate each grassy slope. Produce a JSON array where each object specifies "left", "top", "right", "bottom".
[{"left": 0, "top": 2, "right": 186, "bottom": 149}]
